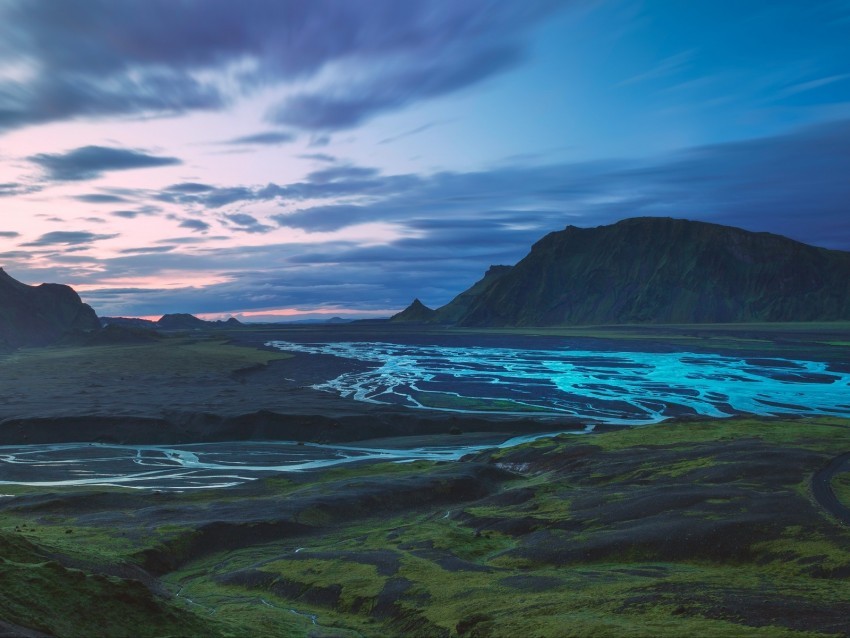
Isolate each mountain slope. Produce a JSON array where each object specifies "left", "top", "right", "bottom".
[
  {"left": 0, "top": 268, "right": 99, "bottom": 349},
  {"left": 390, "top": 298, "right": 437, "bottom": 323},
  {"left": 441, "top": 217, "right": 850, "bottom": 326},
  {"left": 432, "top": 265, "right": 512, "bottom": 324}
]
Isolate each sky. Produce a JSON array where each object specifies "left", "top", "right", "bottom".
[{"left": 1, "top": 0, "right": 849, "bottom": 321}]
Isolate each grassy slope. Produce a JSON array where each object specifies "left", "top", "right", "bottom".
[{"left": 2, "top": 416, "right": 850, "bottom": 636}]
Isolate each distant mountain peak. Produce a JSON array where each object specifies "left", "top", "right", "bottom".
[
  {"left": 156, "top": 313, "right": 243, "bottom": 329},
  {"left": 390, "top": 298, "right": 437, "bottom": 323}
]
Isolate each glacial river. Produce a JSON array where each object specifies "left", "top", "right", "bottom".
[
  {"left": 1, "top": 340, "right": 847, "bottom": 490},
  {"left": 269, "top": 340, "right": 850, "bottom": 422},
  {"left": 0, "top": 432, "right": 563, "bottom": 491}
]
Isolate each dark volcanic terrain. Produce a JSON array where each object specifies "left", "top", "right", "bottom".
[{"left": 0, "top": 320, "right": 849, "bottom": 636}]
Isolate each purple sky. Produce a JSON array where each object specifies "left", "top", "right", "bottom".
[{"left": 1, "top": 0, "right": 849, "bottom": 320}]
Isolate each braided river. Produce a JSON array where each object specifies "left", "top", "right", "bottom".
[{"left": 1, "top": 339, "right": 847, "bottom": 490}]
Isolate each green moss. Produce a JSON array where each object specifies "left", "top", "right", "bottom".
[
  {"left": 831, "top": 471, "right": 850, "bottom": 509},
  {"left": 5, "top": 416, "right": 850, "bottom": 637},
  {"left": 261, "top": 558, "right": 385, "bottom": 611},
  {"left": 0, "top": 558, "right": 221, "bottom": 637},
  {"left": 633, "top": 455, "right": 719, "bottom": 479},
  {"left": 560, "top": 417, "right": 850, "bottom": 453}
]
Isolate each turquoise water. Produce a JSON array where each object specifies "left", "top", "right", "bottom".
[
  {"left": 269, "top": 340, "right": 850, "bottom": 423},
  {"left": 0, "top": 432, "right": 559, "bottom": 490}
]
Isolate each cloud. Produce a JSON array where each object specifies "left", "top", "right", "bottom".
[
  {"left": 0, "top": 0, "right": 565, "bottom": 132},
  {"left": 223, "top": 131, "right": 295, "bottom": 146},
  {"left": 299, "top": 153, "right": 337, "bottom": 163},
  {"left": 165, "top": 182, "right": 214, "bottom": 194},
  {"left": 110, "top": 206, "right": 160, "bottom": 219},
  {"left": 74, "top": 194, "right": 130, "bottom": 204},
  {"left": 0, "top": 231, "right": 20, "bottom": 238},
  {"left": 179, "top": 218, "right": 211, "bottom": 232},
  {"left": 269, "top": 46, "right": 523, "bottom": 130},
  {"left": 119, "top": 246, "right": 176, "bottom": 255},
  {"left": 29, "top": 146, "right": 181, "bottom": 181},
  {"left": 0, "top": 182, "right": 41, "bottom": 197},
  {"left": 272, "top": 205, "right": 371, "bottom": 232},
  {"left": 379, "top": 122, "right": 441, "bottom": 145},
  {"left": 223, "top": 213, "right": 273, "bottom": 234},
  {"left": 22, "top": 231, "right": 119, "bottom": 246}
]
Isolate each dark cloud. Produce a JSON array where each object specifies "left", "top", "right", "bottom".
[
  {"left": 119, "top": 246, "right": 176, "bottom": 255},
  {"left": 74, "top": 194, "right": 129, "bottom": 203},
  {"left": 110, "top": 206, "right": 159, "bottom": 219},
  {"left": 0, "top": 250, "right": 31, "bottom": 259},
  {"left": 0, "top": 0, "right": 565, "bottom": 132},
  {"left": 29, "top": 146, "right": 181, "bottom": 181},
  {"left": 0, "top": 182, "right": 41, "bottom": 197},
  {"left": 0, "top": 231, "right": 20, "bottom": 238},
  {"left": 223, "top": 213, "right": 273, "bottom": 234},
  {"left": 223, "top": 131, "right": 295, "bottom": 146},
  {"left": 179, "top": 219, "right": 211, "bottom": 232},
  {"left": 22, "top": 230, "right": 118, "bottom": 246}
]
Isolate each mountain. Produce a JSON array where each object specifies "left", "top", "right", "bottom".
[
  {"left": 156, "top": 313, "right": 242, "bottom": 330},
  {"left": 432, "top": 265, "right": 512, "bottom": 324},
  {"left": 100, "top": 317, "right": 158, "bottom": 329},
  {"left": 0, "top": 268, "right": 100, "bottom": 349},
  {"left": 390, "top": 298, "right": 437, "bottom": 323},
  {"left": 433, "top": 217, "right": 850, "bottom": 326}
]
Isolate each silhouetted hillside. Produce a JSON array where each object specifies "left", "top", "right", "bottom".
[
  {"left": 434, "top": 218, "right": 850, "bottom": 326},
  {"left": 156, "top": 313, "right": 242, "bottom": 330},
  {"left": 0, "top": 268, "right": 99, "bottom": 349}
]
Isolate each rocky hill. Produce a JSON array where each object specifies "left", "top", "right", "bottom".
[
  {"left": 390, "top": 298, "right": 437, "bottom": 323},
  {"left": 0, "top": 268, "right": 100, "bottom": 349},
  {"left": 426, "top": 218, "right": 850, "bottom": 326}
]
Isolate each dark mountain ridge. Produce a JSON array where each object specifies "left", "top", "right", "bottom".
[
  {"left": 0, "top": 268, "right": 100, "bottom": 349},
  {"left": 102, "top": 314, "right": 243, "bottom": 330},
  {"left": 399, "top": 217, "right": 850, "bottom": 326}
]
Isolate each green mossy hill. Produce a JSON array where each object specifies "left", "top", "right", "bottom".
[
  {"left": 4, "top": 417, "right": 850, "bottom": 636},
  {"left": 437, "top": 217, "right": 850, "bottom": 326},
  {"left": 0, "top": 268, "right": 99, "bottom": 350}
]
